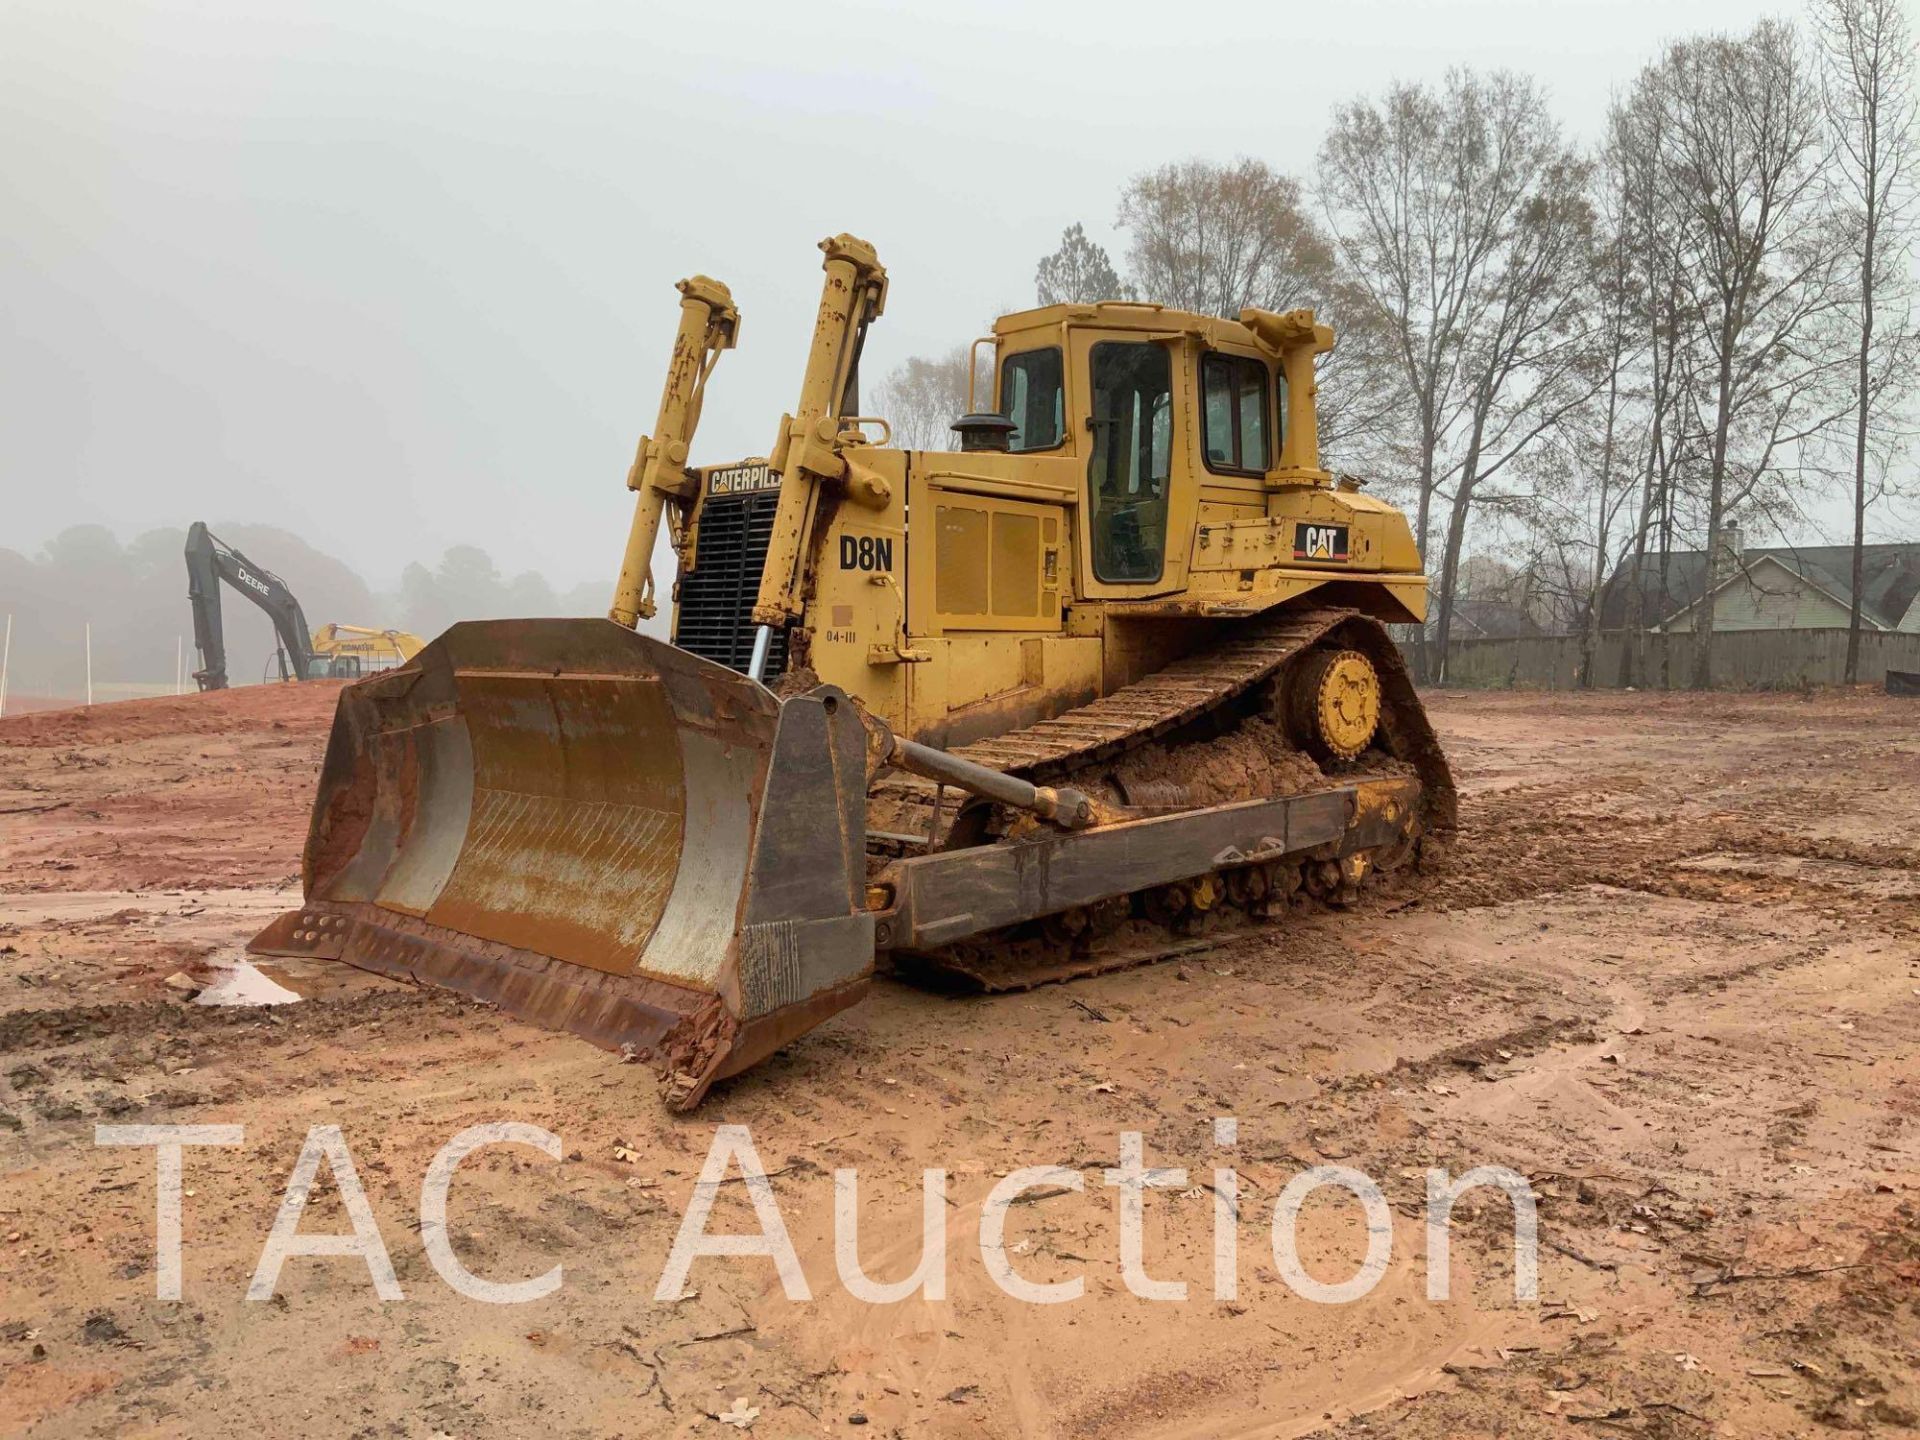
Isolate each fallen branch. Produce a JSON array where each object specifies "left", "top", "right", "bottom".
[
  {"left": 1008, "top": 1185, "right": 1073, "bottom": 1207},
  {"left": 760, "top": 1384, "right": 820, "bottom": 1420},
  {"left": 1543, "top": 1236, "right": 1620, "bottom": 1273},
  {"left": 704, "top": 1163, "right": 799, "bottom": 1186},
  {"left": 670, "top": 1323, "right": 756, "bottom": 1348},
  {"left": 1693, "top": 1262, "right": 1869, "bottom": 1295},
  {"left": 1566, "top": 1409, "right": 1636, "bottom": 1429}
]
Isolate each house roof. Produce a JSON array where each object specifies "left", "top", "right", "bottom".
[
  {"left": 1599, "top": 542, "right": 1920, "bottom": 631},
  {"left": 1452, "top": 597, "right": 1546, "bottom": 639}
]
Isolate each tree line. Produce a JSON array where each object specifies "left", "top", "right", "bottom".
[{"left": 876, "top": 0, "right": 1917, "bottom": 687}]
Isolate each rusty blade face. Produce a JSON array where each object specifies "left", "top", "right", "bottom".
[{"left": 251, "top": 618, "right": 875, "bottom": 1108}]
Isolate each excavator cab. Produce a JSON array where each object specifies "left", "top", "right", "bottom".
[{"left": 254, "top": 234, "right": 1453, "bottom": 1108}]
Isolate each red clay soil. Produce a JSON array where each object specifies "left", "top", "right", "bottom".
[
  {"left": 0, "top": 682, "right": 1917, "bottom": 1438},
  {"left": 0, "top": 682, "right": 345, "bottom": 892}
]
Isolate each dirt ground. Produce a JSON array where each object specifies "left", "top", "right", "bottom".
[{"left": 1, "top": 682, "right": 1917, "bottom": 1439}]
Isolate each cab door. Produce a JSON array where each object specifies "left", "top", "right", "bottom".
[{"left": 1069, "top": 329, "right": 1196, "bottom": 599}]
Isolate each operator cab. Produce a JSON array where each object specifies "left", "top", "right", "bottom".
[{"left": 983, "top": 301, "right": 1334, "bottom": 592}]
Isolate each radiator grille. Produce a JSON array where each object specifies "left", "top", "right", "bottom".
[{"left": 674, "top": 490, "right": 788, "bottom": 681}]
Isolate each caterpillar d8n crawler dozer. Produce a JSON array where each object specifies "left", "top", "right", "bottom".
[{"left": 251, "top": 234, "right": 1455, "bottom": 1108}]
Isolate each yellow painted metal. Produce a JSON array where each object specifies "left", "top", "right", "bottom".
[
  {"left": 698, "top": 253, "right": 1433, "bottom": 734},
  {"left": 922, "top": 490, "right": 1061, "bottom": 631},
  {"left": 755, "top": 234, "right": 888, "bottom": 626},
  {"left": 1239, "top": 307, "right": 1336, "bottom": 483},
  {"left": 309, "top": 624, "right": 423, "bottom": 666},
  {"left": 611, "top": 275, "right": 740, "bottom": 628},
  {"left": 249, "top": 226, "right": 1464, "bottom": 1129},
  {"left": 804, "top": 443, "right": 912, "bottom": 707},
  {"left": 265, "top": 237, "right": 1446, "bottom": 1108},
  {"left": 1295, "top": 648, "right": 1382, "bottom": 760}
]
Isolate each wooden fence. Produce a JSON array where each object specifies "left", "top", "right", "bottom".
[{"left": 1426, "top": 629, "right": 1920, "bottom": 690}]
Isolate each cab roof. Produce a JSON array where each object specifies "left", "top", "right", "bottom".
[{"left": 992, "top": 300, "right": 1274, "bottom": 352}]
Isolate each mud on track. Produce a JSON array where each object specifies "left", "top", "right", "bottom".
[{"left": 1, "top": 683, "right": 1917, "bottom": 1437}]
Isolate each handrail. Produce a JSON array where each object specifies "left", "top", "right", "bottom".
[{"left": 966, "top": 335, "right": 998, "bottom": 413}]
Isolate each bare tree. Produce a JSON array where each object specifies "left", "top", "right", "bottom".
[
  {"left": 1569, "top": 153, "right": 1650, "bottom": 687},
  {"left": 1638, "top": 23, "right": 1853, "bottom": 688},
  {"left": 1111, "top": 157, "right": 1399, "bottom": 473},
  {"left": 1608, "top": 79, "right": 1702, "bottom": 687},
  {"left": 1319, "top": 78, "right": 1470, "bottom": 638},
  {"left": 1035, "top": 223, "right": 1125, "bottom": 305},
  {"left": 1315, "top": 272, "right": 1420, "bottom": 480},
  {"left": 1814, "top": 0, "right": 1919, "bottom": 682},
  {"left": 1319, "top": 69, "right": 1601, "bottom": 681},
  {"left": 1117, "top": 158, "right": 1336, "bottom": 319},
  {"left": 871, "top": 346, "right": 991, "bottom": 450}
]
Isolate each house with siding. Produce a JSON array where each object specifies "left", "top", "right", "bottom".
[{"left": 1598, "top": 531, "right": 1920, "bottom": 635}]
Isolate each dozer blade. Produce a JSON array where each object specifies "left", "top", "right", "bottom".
[{"left": 249, "top": 619, "right": 875, "bottom": 1108}]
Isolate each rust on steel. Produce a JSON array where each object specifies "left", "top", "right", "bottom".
[{"left": 253, "top": 618, "right": 875, "bottom": 1110}]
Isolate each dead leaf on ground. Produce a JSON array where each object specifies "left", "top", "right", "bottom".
[{"left": 717, "top": 1397, "right": 759, "bottom": 1428}]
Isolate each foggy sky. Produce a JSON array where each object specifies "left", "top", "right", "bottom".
[{"left": 3, "top": 0, "right": 1839, "bottom": 596}]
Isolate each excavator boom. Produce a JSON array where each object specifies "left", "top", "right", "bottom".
[{"left": 185, "top": 522, "right": 318, "bottom": 689}]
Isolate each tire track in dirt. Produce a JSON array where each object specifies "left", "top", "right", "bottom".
[{"left": 3, "top": 686, "right": 1918, "bottom": 1437}]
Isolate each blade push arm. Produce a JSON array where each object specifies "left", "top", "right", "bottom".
[
  {"left": 753, "top": 233, "right": 889, "bottom": 626},
  {"left": 609, "top": 275, "right": 741, "bottom": 628}
]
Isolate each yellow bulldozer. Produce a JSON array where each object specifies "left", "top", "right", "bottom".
[{"left": 252, "top": 234, "right": 1454, "bottom": 1107}]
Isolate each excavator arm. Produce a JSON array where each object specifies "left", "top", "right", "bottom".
[{"left": 184, "top": 521, "right": 318, "bottom": 690}]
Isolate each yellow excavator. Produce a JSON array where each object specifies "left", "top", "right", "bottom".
[
  {"left": 252, "top": 234, "right": 1454, "bottom": 1107},
  {"left": 309, "top": 624, "right": 424, "bottom": 673}
]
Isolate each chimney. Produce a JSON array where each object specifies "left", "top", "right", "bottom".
[{"left": 1711, "top": 522, "right": 1744, "bottom": 584}]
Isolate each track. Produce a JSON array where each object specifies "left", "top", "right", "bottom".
[
  {"left": 956, "top": 609, "right": 1439, "bottom": 793},
  {"left": 869, "top": 607, "right": 1458, "bottom": 986},
  {"left": 874, "top": 607, "right": 1453, "bottom": 830}
]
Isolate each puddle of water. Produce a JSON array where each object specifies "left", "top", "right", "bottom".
[{"left": 194, "top": 958, "right": 306, "bottom": 1007}]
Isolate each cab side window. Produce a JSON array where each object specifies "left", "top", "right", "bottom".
[
  {"left": 1201, "top": 353, "right": 1271, "bottom": 474},
  {"left": 999, "top": 348, "right": 1064, "bottom": 452},
  {"left": 1274, "top": 369, "right": 1288, "bottom": 460},
  {"left": 1088, "top": 341, "right": 1172, "bottom": 583}
]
